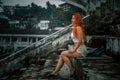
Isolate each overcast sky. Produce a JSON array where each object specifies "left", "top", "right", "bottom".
[{"left": 2, "top": 0, "right": 64, "bottom": 7}]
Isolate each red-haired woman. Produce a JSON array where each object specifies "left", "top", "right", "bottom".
[{"left": 48, "top": 13, "right": 88, "bottom": 77}]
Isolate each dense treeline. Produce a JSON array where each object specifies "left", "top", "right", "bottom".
[{"left": 3, "top": 1, "right": 73, "bottom": 29}]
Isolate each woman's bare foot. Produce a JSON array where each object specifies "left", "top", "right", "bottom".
[
  {"left": 70, "top": 68, "right": 75, "bottom": 77},
  {"left": 47, "top": 72, "right": 58, "bottom": 77},
  {"left": 51, "top": 71, "right": 58, "bottom": 76}
]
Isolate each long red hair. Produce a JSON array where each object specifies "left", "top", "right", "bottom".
[{"left": 72, "top": 13, "right": 86, "bottom": 41}]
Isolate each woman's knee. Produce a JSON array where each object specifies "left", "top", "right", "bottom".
[
  {"left": 59, "top": 55, "right": 63, "bottom": 61},
  {"left": 61, "top": 51, "right": 65, "bottom": 57},
  {"left": 61, "top": 51, "right": 68, "bottom": 57}
]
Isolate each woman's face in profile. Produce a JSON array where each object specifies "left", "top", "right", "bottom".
[{"left": 71, "top": 15, "right": 75, "bottom": 24}]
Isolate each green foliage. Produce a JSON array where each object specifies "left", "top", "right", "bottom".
[{"left": 5, "top": 1, "right": 72, "bottom": 29}]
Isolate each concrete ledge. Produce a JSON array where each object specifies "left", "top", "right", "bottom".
[
  {"left": 73, "top": 55, "right": 120, "bottom": 80},
  {"left": 76, "top": 55, "right": 113, "bottom": 60}
]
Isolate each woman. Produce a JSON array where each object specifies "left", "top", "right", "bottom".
[{"left": 48, "top": 13, "right": 88, "bottom": 77}]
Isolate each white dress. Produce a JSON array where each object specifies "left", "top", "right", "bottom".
[{"left": 70, "top": 31, "right": 88, "bottom": 57}]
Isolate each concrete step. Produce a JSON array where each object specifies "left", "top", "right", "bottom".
[{"left": 0, "top": 52, "right": 75, "bottom": 80}]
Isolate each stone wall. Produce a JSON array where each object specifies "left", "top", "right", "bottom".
[{"left": 106, "top": 37, "right": 120, "bottom": 58}]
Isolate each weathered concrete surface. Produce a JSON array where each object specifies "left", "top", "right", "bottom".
[
  {"left": 0, "top": 51, "right": 75, "bottom": 80},
  {"left": 74, "top": 55, "right": 120, "bottom": 80}
]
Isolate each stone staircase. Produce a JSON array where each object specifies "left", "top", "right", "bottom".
[
  {"left": 0, "top": 15, "right": 90, "bottom": 79},
  {"left": 1, "top": 50, "right": 71, "bottom": 80},
  {"left": 0, "top": 24, "right": 72, "bottom": 76}
]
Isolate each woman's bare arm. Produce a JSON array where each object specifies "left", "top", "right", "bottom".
[{"left": 73, "top": 26, "right": 83, "bottom": 51}]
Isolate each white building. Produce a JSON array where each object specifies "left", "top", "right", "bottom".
[
  {"left": 9, "top": 20, "right": 27, "bottom": 29},
  {"left": 0, "top": 34, "right": 47, "bottom": 52},
  {"left": 9, "top": 20, "right": 20, "bottom": 27},
  {"left": 38, "top": 20, "right": 50, "bottom": 30}
]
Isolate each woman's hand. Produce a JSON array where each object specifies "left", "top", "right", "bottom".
[{"left": 68, "top": 49, "right": 76, "bottom": 54}]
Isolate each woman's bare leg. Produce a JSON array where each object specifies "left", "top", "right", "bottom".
[
  {"left": 61, "top": 51, "right": 74, "bottom": 74},
  {"left": 61, "top": 51, "right": 83, "bottom": 75},
  {"left": 51, "top": 50, "right": 83, "bottom": 76},
  {"left": 52, "top": 55, "right": 64, "bottom": 75},
  {"left": 62, "top": 55, "right": 74, "bottom": 74}
]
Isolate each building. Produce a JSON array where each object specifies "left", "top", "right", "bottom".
[
  {"left": 0, "top": 34, "right": 46, "bottom": 52},
  {"left": 3, "top": 6, "right": 15, "bottom": 15},
  {"left": 38, "top": 20, "right": 50, "bottom": 30},
  {"left": 59, "top": 2, "right": 86, "bottom": 16},
  {"left": 9, "top": 20, "right": 29, "bottom": 29},
  {"left": 8, "top": 17, "right": 38, "bottom": 29},
  {"left": 0, "top": 0, "right": 3, "bottom": 13},
  {"left": 0, "top": 0, "right": 3, "bottom": 7},
  {"left": 59, "top": 3, "right": 71, "bottom": 12},
  {"left": 0, "top": 29, "right": 55, "bottom": 53},
  {"left": 0, "top": 6, "right": 3, "bottom": 13},
  {"left": 60, "top": 0, "right": 87, "bottom": 15},
  {"left": 8, "top": 19, "right": 38, "bottom": 29},
  {"left": 0, "top": 0, "right": 10, "bottom": 28},
  {"left": 9, "top": 20, "right": 23, "bottom": 29}
]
